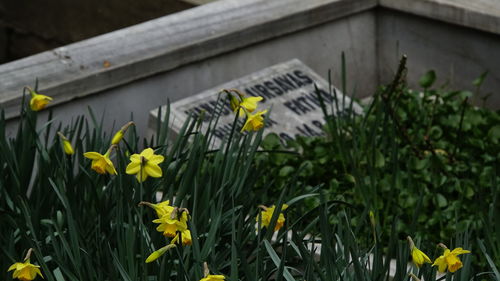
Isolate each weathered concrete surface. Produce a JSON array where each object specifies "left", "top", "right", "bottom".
[
  {"left": 380, "top": 0, "right": 500, "bottom": 35},
  {"left": 4, "top": 11, "right": 376, "bottom": 138},
  {"left": 377, "top": 9, "right": 500, "bottom": 108},
  {"left": 2, "top": 0, "right": 500, "bottom": 137}
]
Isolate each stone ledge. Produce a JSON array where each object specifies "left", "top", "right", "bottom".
[
  {"left": 0, "top": 0, "right": 376, "bottom": 120},
  {"left": 1, "top": 0, "right": 500, "bottom": 120},
  {"left": 380, "top": 0, "right": 500, "bottom": 35}
]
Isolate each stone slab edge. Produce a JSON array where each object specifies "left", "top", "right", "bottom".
[
  {"left": 380, "top": 0, "right": 500, "bottom": 35},
  {"left": 0, "top": 0, "right": 376, "bottom": 120}
]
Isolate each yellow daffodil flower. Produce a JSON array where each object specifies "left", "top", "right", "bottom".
[
  {"left": 200, "top": 275, "right": 225, "bottom": 281},
  {"left": 83, "top": 146, "right": 117, "bottom": 175},
  {"left": 171, "top": 228, "right": 192, "bottom": 246},
  {"left": 432, "top": 245, "right": 470, "bottom": 273},
  {"left": 57, "top": 132, "right": 74, "bottom": 155},
  {"left": 230, "top": 96, "right": 264, "bottom": 117},
  {"left": 140, "top": 200, "right": 174, "bottom": 218},
  {"left": 145, "top": 244, "right": 176, "bottom": 263},
  {"left": 8, "top": 261, "right": 43, "bottom": 281},
  {"left": 126, "top": 148, "right": 164, "bottom": 182},
  {"left": 8, "top": 248, "right": 43, "bottom": 281},
  {"left": 407, "top": 236, "right": 431, "bottom": 267},
  {"left": 153, "top": 211, "right": 188, "bottom": 238},
  {"left": 140, "top": 201, "right": 192, "bottom": 245},
  {"left": 111, "top": 121, "right": 134, "bottom": 145},
  {"left": 257, "top": 204, "right": 288, "bottom": 231},
  {"left": 241, "top": 110, "right": 267, "bottom": 132},
  {"left": 26, "top": 87, "right": 52, "bottom": 112}
]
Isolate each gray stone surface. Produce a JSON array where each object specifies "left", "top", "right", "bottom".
[
  {"left": 0, "top": 0, "right": 376, "bottom": 121},
  {"left": 2, "top": 0, "right": 500, "bottom": 138},
  {"left": 150, "top": 59, "right": 362, "bottom": 144},
  {"left": 4, "top": 10, "right": 376, "bottom": 138},
  {"left": 380, "top": 0, "right": 500, "bottom": 35},
  {"left": 378, "top": 9, "right": 500, "bottom": 108}
]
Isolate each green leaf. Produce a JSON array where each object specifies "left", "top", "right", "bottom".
[
  {"left": 436, "top": 193, "right": 447, "bottom": 208},
  {"left": 488, "top": 125, "right": 500, "bottom": 144},
  {"left": 374, "top": 149, "right": 385, "bottom": 168},
  {"left": 263, "top": 240, "right": 295, "bottom": 281},
  {"left": 279, "top": 166, "right": 295, "bottom": 177},
  {"left": 419, "top": 70, "right": 436, "bottom": 88}
]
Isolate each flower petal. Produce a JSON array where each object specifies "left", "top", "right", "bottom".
[
  {"left": 451, "top": 248, "right": 471, "bottom": 255},
  {"left": 148, "top": 155, "right": 165, "bottom": 165},
  {"left": 84, "top": 152, "right": 103, "bottom": 160},
  {"left": 130, "top": 154, "right": 141, "bottom": 163},
  {"left": 140, "top": 148, "right": 154, "bottom": 159},
  {"left": 145, "top": 164, "right": 163, "bottom": 178},
  {"left": 126, "top": 162, "right": 141, "bottom": 174}
]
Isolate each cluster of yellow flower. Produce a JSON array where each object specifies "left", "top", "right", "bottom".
[
  {"left": 140, "top": 200, "right": 192, "bottom": 263},
  {"left": 408, "top": 236, "right": 471, "bottom": 273},
  {"left": 226, "top": 89, "right": 268, "bottom": 132},
  {"left": 81, "top": 121, "right": 167, "bottom": 183}
]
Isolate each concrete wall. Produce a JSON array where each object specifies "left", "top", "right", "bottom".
[
  {"left": 2, "top": 0, "right": 500, "bottom": 137},
  {"left": 6, "top": 11, "right": 376, "bottom": 137},
  {"left": 378, "top": 8, "right": 500, "bottom": 108}
]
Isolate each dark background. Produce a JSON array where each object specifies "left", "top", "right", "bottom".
[{"left": 0, "top": 0, "right": 195, "bottom": 64}]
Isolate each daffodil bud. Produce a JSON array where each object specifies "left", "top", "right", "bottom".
[
  {"left": 57, "top": 132, "right": 74, "bottom": 155},
  {"left": 145, "top": 244, "right": 176, "bottom": 263},
  {"left": 111, "top": 121, "right": 134, "bottom": 145},
  {"left": 369, "top": 211, "right": 376, "bottom": 228}
]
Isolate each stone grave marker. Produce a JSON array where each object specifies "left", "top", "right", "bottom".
[{"left": 149, "top": 59, "right": 362, "bottom": 144}]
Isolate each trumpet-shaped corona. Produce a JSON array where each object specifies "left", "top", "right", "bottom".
[
  {"left": 8, "top": 261, "right": 43, "bottom": 281},
  {"left": 83, "top": 150, "right": 117, "bottom": 175},
  {"left": 241, "top": 110, "right": 267, "bottom": 132},
  {"left": 29, "top": 89, "right": 52, "bottom": 112},
  {"left": 433, "top": 247, "right": 471, "bottom": 273}
]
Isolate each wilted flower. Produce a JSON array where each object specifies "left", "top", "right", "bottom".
[
  {"left": 83, "top": 145, "right": 117, "bottom": 175},
  {"left": 433, "top": 244, "right": 470, "bottom": 273},
  {"left": 257, "top": 204, "right": 288, "bottom": 231},
  {"left": 57, "top": 132, "right": 74, "bottom": 155},
  {"left": 407, "top": 236, "right": 431, "bottom": 267},
  {"left": 126, "top": 148, "right": 164, "bottom": 182},
  {"left": 241, "top": 110, "right": 267, "bottom": 132}
]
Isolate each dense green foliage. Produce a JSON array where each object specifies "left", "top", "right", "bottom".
[
  {"left": 0, "top": 58, "right": 498, "bottom": 281},
  {"left": 256, "top": 58, "right": 500, "bottom": 267}
]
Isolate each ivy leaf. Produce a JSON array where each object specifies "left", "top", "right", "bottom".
[
  {"left": 436, "top": 193, "right": 448, "bottom": 208},
  {"left": 419, "top": 70, "right": 436, "bottom": 88}
]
